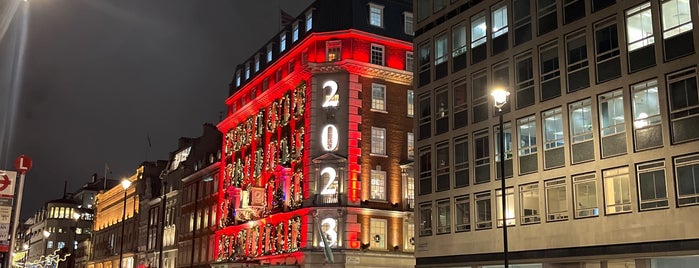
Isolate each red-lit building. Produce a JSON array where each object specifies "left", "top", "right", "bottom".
[{"left": 214, "top": 0, "right": 414, "bottom": 267}]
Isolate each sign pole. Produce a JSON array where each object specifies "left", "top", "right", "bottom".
[{"left": 7, "top": 155, "right": 31, "bottom": 268}]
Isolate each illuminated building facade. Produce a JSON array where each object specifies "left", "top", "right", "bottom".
[
  {"left": 215, "top": 0, "right": 415, "bottom": 267},
  {"left": 413, "top": 0, "right": 699, "bottom": 267}
]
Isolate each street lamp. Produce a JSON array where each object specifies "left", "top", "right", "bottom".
[
  {"left": 491, "top": 87, "right": 510, "bottom": 268},
  {"left": 119, "top": 179, "right": 131, "bottom": 268},
  {"left": 72, "top": 212, "right": 81, "bottom": 265}
]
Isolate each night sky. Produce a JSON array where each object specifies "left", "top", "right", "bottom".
[{"left": 0, "top": 0, "right": 313, "bottom": 218}]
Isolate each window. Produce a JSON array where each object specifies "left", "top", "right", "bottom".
[
  {"left": 592, "top": 0, "right": 615, "bottom": 12},
  {"left": 491, "top": 3, "right": 508, "bottom": 55},
  {"left": 419, "top": 147, "right": 432, "bottom": 195},
  {"left": 674, "top": 153, "right": 699, "bottom": 206},
  {"left": 371, "top": 44, "right": 384, "bottom": 66},
  {"left": 603, "top": 167, "right": 632, "bottom": 214},
  {"left": 494, "top": 122, "right": 513, "bottom": 180},
  {"left": 407, "top": 89, "right": 414, "bottom": 117},
  {"left": 370, "top": 218, "right": 387, "bottom": 249},
  {"left": 292, "top": 22, "right": 299, "bottom": 42},
  {"left": 637, "top": 160, "right": 668, "bottom": 210},
  {"left": 417, "top": 0, "right": 431, "bottom": 22},
  {"left": 435, "top": 34, "right": 448, "bottom": 79},
  {"left": 599, "top": 90, "right": 627, "bottom": 157},
  {"left": 254, "top": 55, "right": 260, "bottom": 72},
  {"left": 518, "top": 115, "right": 538, "bottom": 174},
  {"left": 566, "top": 32, "right": 590, "bottom": 92},
  {"left": 435, "top": 87, "right": 449, "bottom": 134},
  {"left": 570, "top": 99, "right": 594, "bottom": 164},
  {"left": 537, "top": 0, "right": 557, "bottom": 35},
  {"left": 404, "top": 12, "right": 414, "bottom": 35},
  {"left": 573, "top": 173, "right": 599, "bottom": 218},
  {"left": 369, "top": 3, "right": 384, "bottom": 27},
  {"left": 267, "top": 44, "right": 273, "bottom": 63},
  {"left": 631, "top": 80, "right": 663, "bottom": 150},
  {"left": 453, "top": 78, "right": 468, "bottom": 129},
  {"left": 235, "top": 72, "right": 241, "bottom": 87},
  {"left": 436, "top": 142, "right": 450, "bottom": 191},
  {"left": 543, "top": 107, "right": 565, "bottom": 169},
  {"left": 326, "top": 40, "right": 341, "bottom": 62},
  {"left": 57, "top": 241, "right": 65, "bottom": 249},
  {"left": 662, "top": 0, "right": 694, "bottom": 60},
  {"left": 474, "top": 130, "right": 490, "bottom": 184},
  {"left": 564, "top": 0, "right": 585, "bottom": 24},
  {"left": 475, "top": 191, "right": 492, "bottom": 230},
  {"left": 545, "top": 178, "right": 568, "bottom": 221},
  {"left": 472, "top": 71, "right": 488, "bottom": 123},
  {"left": 520, "top": 183, "right": 541, "bottom": 224},
  {"left": 371, "top": 83, "right": 386, "bottom": 111},
  {"left": 626, "top": 2, "right": 656, "bottom": 72},
  {"left": 370, "top": 170, "right": 386, "bottom": 200},
  {"left": 47, "top": 241, "right": 54, "bottom": 249},
  {"left": 418, "top": 42, "right": 431, "bottom": 86},
  {"left": 455, "top": 195, "right": 470, "bottom": 232},
  {"left": 406, "top": 167, "right": 415, "bottom": 206},
  {"left": 434, "top": 0, "right": 446, "bottom": 12},
  {"left": 371, "top": 127, "right": 386, "bottom": 155},
  {"left": 279, "top": 33, "right": 287, "bottom": 52},
  {"left": 406, "top": 52, "right": 414, "bottom": 72},
  {"left": 454, "top": 135, "right": 469, "bottom": 188},
  {"left": 595, "top": 19, "right": 621, "bottom": 83},
  {"left": 452, "top": 22, "right": 468, "bottom": 71},
  {"left": 540, "top": 42, "right": 561, "bottom": 101},
  {"left": 667, "top": 68, "right": 699, "bottom": 143},
  {"left": 419, "top": 202, "right": 433, "bottom": 236},
  {"left": 404, "top": 223, "right": 415, "bottom": 251},
  {"left": 306, "top": 10, "right": 313, "bottom": 31},
  {"left": 496, "top": 188, "right": 515, "bottom": 227},
  {"left": 437, "top": 199, "right": 451, "bottom": 234},
  {"left": 419, "top": 93, "right": 431, "bottom": 139},
  {"left": 407, "top": 132, "right": 414, "bottom": 159},
  {"left": 513, "top": 0, "right": 532, "bottom": 46},
  {"left": 516, "top": 53, "right": 535, "bottom": 109},
  {"left": 471, "top": 13, "right": 487, "bottom": 64}
]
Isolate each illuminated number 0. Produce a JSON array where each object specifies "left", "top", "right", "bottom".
[
  {"left": 322, "top": 80, "right": 339, "bottom": 107},
  {"left": 320, "top": 167, "right": 337, "bottom": 195},
  {"left": 321, "top": 125, "right": 338, "bottom": 151}
]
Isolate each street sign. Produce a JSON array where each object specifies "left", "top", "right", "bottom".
[
  {"left": 0, "top": 171, "right": 15, "bottom": 197},
  {"left": 14, "top": 155, "right": 32, "bottom": 174}
]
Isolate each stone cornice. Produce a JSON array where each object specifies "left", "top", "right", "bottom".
[{"left": 307, "top": 60, "right": 413, "bottom": 86}]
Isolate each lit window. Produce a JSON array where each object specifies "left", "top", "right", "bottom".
[
  {"left": 626, "top": 2, "right": 654, "bottom": 51},
  {"left": 371, "top": 127, "right": 386, "bottom": 155},
  {"left": 254, "top": 55, "right": 260, "bottom": 72},
  {"left": 569, "top": 99, "right": 593, "bottom": 143},
  {"left": 631, "top": 80, "right": 662, "bottom": 150},
  {"left": 280, "top": 33, "right": 287, "bottom": 52},
  {"left": 326, "top": 40, "right": 341, "bottom": 62},
  {"left": 434, "top": 34, "right": 448, "bottom": 65},
  {"left": 47, "top": 241, "right": 54, "bottom": 249},
  {"left": 244, "top": 63, "right": 250, "bottom": 80},
  {"left": 661, "top": 0, "right": 692, "bottom": 39},
  {"left": 369, "top": 3, "right": 384, "bottom": 27},
  {"left": 545, "top": 178, "right": 568, "bottom": 221},
  {"left": 292, "top": 22, "right": 299, "bottom": 42},
  {"left": 573, "top": 173, "right": 599, "bottom": 218},
  {"left": 455, "top": 195, "right": 470, "bottom": 232},
  {"left": 370, "top": 170, "right": 386, "bottom": 200},
  {"left": 436, "top": 199, "right": 451, "bottom": 234},
  {"left": 518, "top": 115, "right": 537, "bottom": 156},
  {"left": 419, "top": 202, "right": 433, "bottom": 236},
  {"left": 407, "top": 89, "right": 414, "bottom": 117},
  {"left": 404, "top": 223, "right": 415, "bottom": 251},
  {"left": 496, "top": 187, "right": 515, "bottom": 227},
  {"left": 492, "top": 4, "right": 508, "bottom": 38},
  {"left": 599, "top": 90, "right": 625, "bottom": 137},
  {"left": 370, "top": 218, "right": 387, "bottom": 249},
  {"left": 471, "top": 14, "right": 486, "bottom": 48},
  {"left": 267, "top": 44, "right": 273, "bottom": 63},
  {"left": 306, "top": 10, "right": 313, "bottom": 31},
  {"left": 235, "top": 72, "right": 241, "bottom": 86},
  {"left": 636, "top": 160, "right": 668, "bottom": 210},
  {"left": 405, "top": 166, "right": 415, "bottom": 206},
  {"left": 603, "top": 166, "right": 632, "bottom": 214},
  {"left": 674, "top": 154, "right": 699, "bottom": 206},
  {"left": 475, "top": 191, "right": 492, "bottom": 230},
  {"left": 406, "top": 51, "right": 414, "bottom": 72},
  {"left": 543, "top": 107, "right": 565, "bottom": 169},
  {"left": 520, "top": 183, "right": 540, "bottom": 224},
  {"left": 57, "top": 241, "right": 65, "bottom": 249},
  {"left": 407, "top": 132, "right": 414, "bottom": 159},
  {"left": 370, "top": 44, "right": 384, "bottom": 66},
  {"left": 404, "top": 12, "right": 414, "bottom": 35},
  {"left": 371, "top": 83, "right": 386, "bottom": 111},
  {"left": 452, "top": 22, "right": 467, "bottom": 58}
]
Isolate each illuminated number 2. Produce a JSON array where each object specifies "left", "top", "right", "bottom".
[
  {"left": 322, "top": 80, "right": 339, "bottom": 107},
  {"left": 321, "top": 125, "right": 338, "bottom": 151},
  {"left": 320, "top": 167, "right": 337, "bottom": 195}
]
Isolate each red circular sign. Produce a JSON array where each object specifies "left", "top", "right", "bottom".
[{"left": 14, "top": 155, "right": 32, "bottom": 174}]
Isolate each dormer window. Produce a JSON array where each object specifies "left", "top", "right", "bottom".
[
  {"left": 369, "top": 3, "right": 384, "bottom": 28},
  {"left": 305, "top": 10, "right": 313, "bottom": 31},
  {"left": 280, "top": 32, "right": 287, "bottom": 52},
  {"left": 292, "top": 22, "right": 299, "bottom": 42},
  {"left": 254, "top": 55, "right": 260, "bottom": 72},
  {"left": 267, "top": 44, "right": 273, "bottom": 63}
]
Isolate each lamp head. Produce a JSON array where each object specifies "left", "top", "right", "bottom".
[
  {"left": 43, "top": 230, "right": 50, "bottom": 238},
  {"left": 22, "top": 243, "right": 28, "bottom": 250},
  {"left": 73, "top": 212, "right": 81, "bottom": 220},
  {"left": 121, "top": 179, "right": 131, "bottom": 190},
  {"left": 491, "top": 87, "right": 510, "bottom": 110}
]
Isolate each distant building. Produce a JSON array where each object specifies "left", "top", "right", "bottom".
[{"left": 215, "top": 0, "right": 415, "bottom": 267}]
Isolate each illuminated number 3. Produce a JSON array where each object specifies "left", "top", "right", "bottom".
[{"left": 322, "top": 80, "right": 339, "bottom": 107}]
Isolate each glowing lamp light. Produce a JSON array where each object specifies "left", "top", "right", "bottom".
[
  {"left": 22, "top": 244, "right": 28, "bottom": 250},
  {"left": 121, "top": 179, "right": 131, "bottom": 190},
  {"left": 73, "top": 212, "right": 81, "bottom": 220},
  {"left": 491, "top": 88, "right": 510, "bottom": 110},
  {"left": 43, "top": 230, "right": 50, "bottom": 238}
]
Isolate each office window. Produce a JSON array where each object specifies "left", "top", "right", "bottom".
[
  {"left": 494, "top": 122, "right": 513, "bottom": 180},
  {"left": 543, "top": 107, "right": 565, "bottom": 169},
  {"left": 437, "top": 199, "right": 451, "bottom": 234},
  {"left": 404, "top": 12, "right": 414, "bottom": 35},
  {"left": 407, "top": 89, "right": 414, "bottom": 117},
  {"left": 667, "top": 68, "right": 699, "bottom": 143},
  {"left": 370, "top": 218, "right": 387, "bottom": 249},
  {"left": 637, "top": 160, "right": 668, "bottom": 210},
  {"left": 513, "top": 0, "right": 532, "bottom": 46},
  {"left": 369, "top": 3, "right": 384, "bottom": 27},
  {"left": 254, "top": 55, "right": 260, "bottom": 72},
  {"left": 292, "top": 22, "right": 299, "bottom": 42},
  {"left": 603, "top": 167, "right": 632, "bottom": 214},
  {"left": 455, "top": 195, "right": 470, "bottom": 232},
  {"left": 371, "top": 44, "right": 384, "bottom": 66},
  {"left": 662, "top": 0, "right": 694, "bottom": 60},
  {"left": 595, "top": 19, "right": 621, "bottom": 83},
  {"left": 419, "top": 202, "right": 433, "bottom": 236},
  {"left": 537, "top": 0, "right": 557, "bottom": 35},
  {"left": 626, "top": 2, "right": 656, "bottom": 72},
  {"left": 454, "top": 135, "right": 469, "bottom": 188},
  {"left": 540, "top": 42, "right": 561, "bottom": 101},
  {"left": 518, "top": 115, "right": 538, "bottom": 174},
  {"left": 419, "top": 93, "right": 431, "bottom": 139},
  {"left": 371, "top": 83, "right": 386, "bottom": 111},
  {"left": 475, "top": 191, "right": 492, "bottom": 230},
  {"left": 435, "top": 34, "right": 448, "bottom": 79},
  {"left": 599, "top": 90, "right": 627, "bottom": 157},
  {"left": 592, "top": 0, "right": 615, "bottom": 12},
  {"left": 453, "top": 78, "right": 468, "bottom": 129},
  {"left": 326, "top": 40, "right": 341, "bottom": 62},
  {"left": 512, "top": 54, "right": 533, "bottom": 110},
  {"left": 491, "top": 3, "right": 508, "bottom": 55},
  {"left": 407, "top": 132, "right": 414, "bottom": 159},
  {"left": 472, "top": 71, "right": 488, "bottom": 123},
  {"left": 417, "top": 0, "right": 431, "bottom": 22},
  {"left": 675, "top": 153, "right": 699, "bottom": 206},
  {"left": 306, "top": 10, "right": 313, "bottom": 31},
  {"left": 570, "top": 99, "right": 594, "bottom": 163},
  {"left": 471, "top": 13, "right": 487, "bottom": 64},
  {"left": 496, "top": 187, "right": 515, "bottom": 227},
  {"left": 371, "top": 127, "right": 386, "bottom": 155},
  {"left": 405, "top": 223, "right": 415, "bottom": 252},
  {"left": 419, "top": 42, "right": 431, "bottom": 86},
  {"left": 631, "top": 80, "right": 663, "bottom": 150},
  {"left": 434, "top": 0, "right": 446, "bottom": 12},
  {"left": 452, "top": 22, "right": 468, "bottom": 72},
  {"left": 435, "top": 87, "right": 449, "bottom": 134},
  {"left": 406, "top": 52, "right": 414, "bottom": 72},
  {"left": 267, "top": 44, "right": 273, "bottom": 63},
  {"left": 545, "top": 178, "right": 569, "bottom": 221},
  {"left": 57, "top": 241, "right": 65, "bottom": 249},
  {"left": 419, "top": 147, "right": 432, "bottom": 195},
  {"left": 566, "top": 32, "right": 590, "bottom": 92},
  {"left": 573, "top": 173, "right": 599, "bottom": 218},
  {"left": 474, "top": 130, "right": 490, "bottom": 184},
  {"left": 280, "top": 33, "right": 287, "bottom": 52},
  {"left": 564, "top": 0, "right": 585, "bottom": 24},
  {"left": 520, "top": 183, "right": 541, "bottom": 224},
  {"left": 436, "top": 142, "right": 450, "bottom": 191},
  {"left": 370, "top": 170, "right": 386, "bottom": 200}
]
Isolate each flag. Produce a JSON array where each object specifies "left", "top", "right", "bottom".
[{"left": 280, "top": 9, "right": 294, "bottom": 27}]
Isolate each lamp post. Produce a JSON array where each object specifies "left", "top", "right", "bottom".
[
  {"left": 119, "top": 179, "right": 131, "bottom": 268},
  {"left": 491, "top": 87, "right": 510, "bottom": 268}
]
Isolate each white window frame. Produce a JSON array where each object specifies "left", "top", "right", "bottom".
[
  {"left": 406, "top": 51, "right": 414, "bottom": 72},
  {"left": 244, "top": 63, "right": 250, "bottom": 80},
  {"left": 370, "top": 169, "right": 386, "bottom": 200},
  {"left": 636, "top": 160, "right": 669, "bottom": 210},
  {"left": 436, "top": 199, "right": 451, "bottom": 234},
  {"left": 435, "top": 34, "right": 448, "bottom": 65},
  {"left": 407, "top": 89, "right": 414, "bottom": 117},
  {"left": 292, "top": 22, "right": 299, "bottom": 42},
  {"left": 545, "top": 178, "right": 568, "bottom": 221},
  {"left": 661, "top": 0, "right": 693, "bottom": 39},
  {"left": 452, "top": 22, "right": 468, "bottom": 57},
  {"left": 280, "top": 32, "right": 287, "bottom": 52},
  {"left": 496, "top": 187, "right": 515, "bottom": 227},
  {"left": 371, "top": 44, "right": 385, "bottom": 66},
  {"left": 674, "top": 154, "right": 699, "bottom": 206},
  {"left": 471, "top": 13, "right": 487, "bottom": 48},
  {"left": 404, "top": 12, "right": 414, "bottom": 35},
  {"left": 543, "top": 107, "right": 564, "bottom": 150},
  {"left": 454, "top": 195, "right": 470, "bottom": 232},
  {"left": 475, "top": 191, "right": 492, "bottom": 230},
  {"left": 573, "top": 173, "right": 599, "bottom": 218},
  {"left": 267, "top": 44, "right": 273, "bottom": 63},
  {"left": 519, "top": 183, "right": 541, "bottom": 224},
  {"left": 369, "top": 3, "right": 384, "bottom": 28},
  {"left": 631, "top": 80, "right": 661, "bottom": 130},
  {"left": 492, "top": 3, "right": 508, "bottom": 38},
  {"left": 371, "top": 83, "right": 386, "bottom": 111},
  {"left": 626, "top": 2, "right": 654, "bottom": 51},
  {"left": 599, "top": 90, "right": 626, "bottom": 137},
  {"left": 371, "top": 127, "right": 386, "bottom": 155},
  {"left": 370, "top": 218, "right": 387, "bottom": 250},
  {"left": 419, "top": 202, "right": 433, "bottom": 236},
  {"left": 603, "top": 166, "right": 632, "bottom": 214},
  {"left": 326, "top": 40, "right": 342, "bottom": 62},
  {"left": 404, "top": 222, "right": 415, "bottom": 251},
  {"left": 306, "top": 10, "right": 313, "bottom": 31},
  {"left": 518, "top": 115, "right": 537, "bottom": 156},
  {"left": 254, "top": 55, "right": 260, "bottom": 72},
  {"left": 407, "top": 132, "right": 414, "bottom": 159},
  {"left": 570, "top": 99, "right": 593, "bottom": 143}
]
